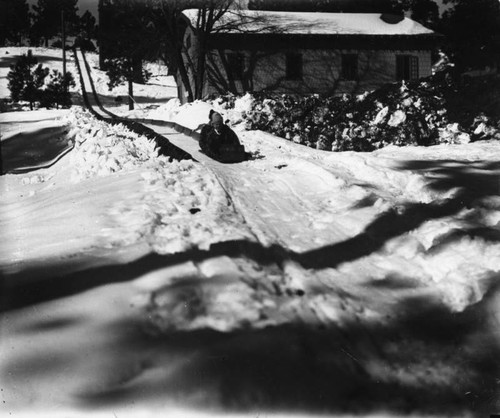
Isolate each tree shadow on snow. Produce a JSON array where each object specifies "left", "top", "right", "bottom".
[
  {"left": 296, "top": 158, "right": 500, "bottom": 269},
  {"left": 2, "top": 158, "right": 500, "bottom": 415},
  {"left": 3, "top": 274, "right": 499, "bottom": 416},
  {"left": 0, "top": 53, "right": 64, "bottom": 70},
  {"left": 3, "top": 159, "right": 500, "bottom": 310},
  {"left": 0, "top": 239, "right": 287, "bottom": 312},
  {"left": 98, "top": 95, "right": 177, "bottom": 106}
]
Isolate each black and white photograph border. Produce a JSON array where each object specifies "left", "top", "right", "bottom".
[{"left": 1, "top": 0, "right": 500, "bottom": 417}]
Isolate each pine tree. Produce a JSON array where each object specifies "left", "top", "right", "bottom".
[
  {"left": 409, "top": 0, "right": 439, "bottom": 29},
  {"left": 105, "top": 57, "right": 151, "bottom": 110},
  {"left": 79, "top": 10, "right": 97, "bottom": 40},
  {"left": 74, "top": 10, "right": 97, "bottom": 51},
  {"left": 40, "top": 70, "right": 75, "bottom": 109},
  {"left": 7, "top": 50, "right": 49, "bottom": 110}
]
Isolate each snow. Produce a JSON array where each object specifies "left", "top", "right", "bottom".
[
  {"left": 182, "top": 10, "right": 436, "bottom": 36},
  {"left": 147, "top": 100, "right": 500, "bottom": 316},
  {"left": 1, "top": 108, "right": 252, "bottom": 273},
  {"left": 81, "top": 52, "right": 178, "bottom": 118},
  {"left": 1, "top": 47, "right": 500, "bottom": 417}
]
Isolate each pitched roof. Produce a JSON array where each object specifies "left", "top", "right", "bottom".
[{"left": 181, "top": 9, "right": 436, "bottom": 37}]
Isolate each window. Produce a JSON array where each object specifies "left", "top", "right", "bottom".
[
  {"left": 341, "top": 54, "right": 358, "bottom": 80},
  {"left": 186, "top": 34, "right": 191, "bottom": 49},
  {"left": 286, "top": 52, "right": 303, "bottom": 80},
  {"left": 396, "top": 55, "right": 419, "bottom": 81},
  {"left": 226, "top": 52, "right": 244, "bottom": 81}
]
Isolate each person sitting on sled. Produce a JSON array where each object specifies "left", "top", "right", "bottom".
[{"left": 199, "top": 110, "right": 243, "bottom": 160}]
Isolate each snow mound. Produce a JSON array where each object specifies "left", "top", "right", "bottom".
[{"left": 64, "top": 109, "right": 161, "bottom": 182}]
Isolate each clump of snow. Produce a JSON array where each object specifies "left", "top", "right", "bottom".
[
  {"left": 373, "top": 106, "right": 389, "bottom": 125},
  {"left": 170, "top": 100, "right": 213, "bottom": 130},
  {"left": 147, "top": 278, "right": 262, "bottom": 332},
  {"left": 439, "top": 123, "right": 471, "bottom": 144},
  {"left": 63, "top": 109, "right": 160, "bottom": 182},
  {"left": 387, "top": 109, "right": 407, "bottom": 127},
  {"left": 212, "top": 92, "right": 255, "bottom": 126},
  {"left": 147, "top": 98, "right": 181, "bottom": 121}
]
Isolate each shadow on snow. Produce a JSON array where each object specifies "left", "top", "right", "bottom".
[{"left": 1, "top": 156, "right": 500, "bottom": 415}]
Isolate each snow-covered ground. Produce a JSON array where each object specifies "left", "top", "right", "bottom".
[{"left": 1, "top": 47, "right": 500, "bottom": 418}]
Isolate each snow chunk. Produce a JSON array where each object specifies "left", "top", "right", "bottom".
[
  {"left": 373, "top": 106, "right": 389, "bottom": 125},
  {"left": 388, "top": 110, "right": 407, "bottom": 127}
]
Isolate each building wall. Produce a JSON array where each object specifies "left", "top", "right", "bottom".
[
  {"left": 204, "top": 48, "right": 432, "bottom": 98},
  {"left": 180, "top": 24, "right": 433, "bottom": 101}
]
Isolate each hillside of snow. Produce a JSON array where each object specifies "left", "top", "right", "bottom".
[{"left": 1, "top": 47, "right": 500, "bottom": 418}]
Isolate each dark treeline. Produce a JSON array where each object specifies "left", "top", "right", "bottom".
[
  {"left": 0, "top": 0, "right": 97, "bottom": 48},
  {"left": 249, "top": 0, "right": 395, "bottom": 13}
]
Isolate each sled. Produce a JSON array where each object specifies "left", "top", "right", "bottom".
[
  {"left": 205, "top": 143, "right": 248, "bottom": 163},
  {"left": 216, "top": 144, "right": 248, "bottom": 163}
]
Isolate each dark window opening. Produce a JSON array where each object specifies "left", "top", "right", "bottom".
[
  {"left": 286, "top": 53, "right": 303, "bottom": 80},
  {"left": 226, "top": 52, "right": 244, "bottom": 81},
  {"left": 186, "top": 34, "right": 191, "bottom": 49},
  {"left": 396, "top": 55, "right": 419, "bottom": 81},
  {"left": 341, "top": 54, "right": 358, "bottom": 80}
]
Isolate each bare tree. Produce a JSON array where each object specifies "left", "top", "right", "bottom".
[
  {"left": 147, "top": 0, "right": 286, "bottom": 102},
  {"left": 144, "top": 0, "right": 237, "bottom": 102},
  {"left": 190, "top": 7, "right": 289, "bottom": 98}
]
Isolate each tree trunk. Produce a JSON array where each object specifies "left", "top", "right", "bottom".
[
  {"left": 195, "top": 33, "right": 207, "bottom": 100},
  {"left": 176, "top": 49, "right": 194, "bottom": 103},
  {"left": 132, "top": 57, "right": 144, "bottom": 83},
  {"left": 128, "top": 78, "right": 134, "bottom": 110}
]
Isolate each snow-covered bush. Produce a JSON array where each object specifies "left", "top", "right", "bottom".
[
  {"left": 215, "top": 72, "right": 500, "bottom": 152},
  {"left": 470, "top": 114, "right": 500, "bottom": 141}
]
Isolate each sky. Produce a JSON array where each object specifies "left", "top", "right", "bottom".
[{"left": 77, "top": 0, "right": 98, "bottom": 16}]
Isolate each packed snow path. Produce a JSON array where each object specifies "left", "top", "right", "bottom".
[
  {"left": 145, "top": 122, "right": 369, "bottom": 253},
  {"left": 73, "top": 48, "right": 116, "bottom": 120},
  {"left": 74, "top": 48, "right": 377, "bottom": 258}
]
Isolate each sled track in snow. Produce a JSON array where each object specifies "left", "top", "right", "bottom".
[
  {"left": 73, "top": 49, "right": 318, "bottom": 271},
  {"left": 73, "top": 48, "right": 193, "bottom": 162},
  {"left": 73, "top": 48, "right": 263, "bottom": 236},
  {"left": 72, "top": 49, "right": 304, "bottom": 287}
]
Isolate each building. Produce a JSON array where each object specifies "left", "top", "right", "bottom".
[{"left": 179, "top": 9, "right": 441, "bottom": 101}]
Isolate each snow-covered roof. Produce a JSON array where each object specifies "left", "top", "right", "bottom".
[{"left": 181, "top": 10, "right": 436, "bottom": 37}]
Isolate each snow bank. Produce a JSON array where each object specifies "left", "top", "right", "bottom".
[
  {"left": 63, "top": 109, "right": 254, "bottom": 253},
  {"left": 1, "top": 108, "right": 254, "bottom": 270},
  {"left": 64, "top": 109, "right": 160, "bottom": 181}
]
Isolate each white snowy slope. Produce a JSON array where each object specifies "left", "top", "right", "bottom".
[
  {"left": 0, "top": 108, "right": 251, "bottom": 274},
  {"left": 1, "top": 48, "right": 500, "bottom": 417},
  {"left": 156, "top": 100, "right": 500, "bottom": 314}
]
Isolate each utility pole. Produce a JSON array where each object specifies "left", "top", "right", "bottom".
[
  {"left": 0, "top": 135, "right": 3, "bottom": 175},
  {"left": 61, "top": 10, "right": 66, "bottom": 84}
]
